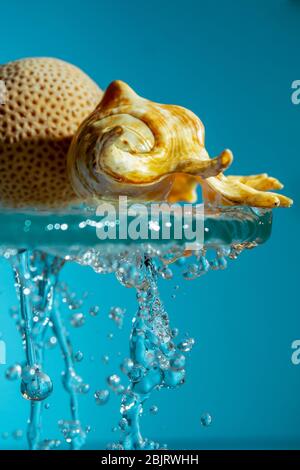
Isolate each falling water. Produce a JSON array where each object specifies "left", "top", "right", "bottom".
[
  {"left": 116, "top": 257, "right": 189, "bottom": 450},
  {"left": 9, "top": 251, "right": 87, "bottom": 450},
  {"left": 0, "top": 204, "right": 272, "bottom": 450}
]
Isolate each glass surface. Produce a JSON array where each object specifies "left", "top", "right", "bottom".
[{"left": 0, "top": 205, "right": 272, "bottom": 254}]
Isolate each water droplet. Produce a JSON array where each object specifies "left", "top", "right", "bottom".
[
  {"left": 177, "top": 337, "right": 195, "bottom": 352},
  {"left": 1, "top": 432, "right": 9, "bottom": 440},
  {"left": 107, "top": 374, "right": 123, "bottom": 393},
  {"left": 12, "top": 429, "right": 23, "bottom": 440},
  {"left": 200, "top": 412, "right": 212, "bottom": 427},
  {"left": 78, "top": 383, "right": 90, "bottom": 394},
  {"left": 58, "top": 420, "right": 86, "bottom": 448},
  {"left": 109, "top": 307, "right": 125, "bottom": 329},
  {"left": 38, "top": 439, "right": 61, "bottom": 450},
  {"left": 46, "top": 336, "right": 57, "bottom": 348},
  {"left": 110, "top": 442, "right": 124, "bottom": 450},
  {"left": 183, "top": 264, "right": 202, "bottom": 280},
  {"left": 118, "top": 417, "right": 128, "bottom": 431},
  {"left": 94, "top": 389, "right": 110, "bottom": 405},
  {"left": 120, "top": 358, "right": 134, "bottom": 375},
  {"left": 159, "top": 266, "right": 173, "bottom": 280},
  {"left": 70, "top": 312, "right": 85, "bottom": 328},
  {"left": 5, "top": 363, "right": 22, "bottom": 381},
  {"left": 74, "top": 351, "right": 84, "bottom": 362},
  {"left": 21, "top": 366, "right": 53, "bottom": 401},
  {"left": 149, "top": 405, "right": 159, "bottom": 415},
  {"left": 102, "top": 355, "right": 110, "bottom": 365},
  {"left": 89, "top": 305, "right": 100, "bottom": 317},
  {"left": 171, "top": 328, "right": 179, "bottom": 338}
]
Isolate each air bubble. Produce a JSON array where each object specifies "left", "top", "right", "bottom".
[{"left": 94, "top": 389, "right": 110, "bottom": 405}]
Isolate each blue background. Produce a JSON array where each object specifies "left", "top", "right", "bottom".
[{"left": 0, "top": 0, "right": 299, "bottom": 449}]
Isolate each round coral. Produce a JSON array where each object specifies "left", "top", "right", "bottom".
[{"left": 0, "top": 57, "right": 102, "bottom": 208}]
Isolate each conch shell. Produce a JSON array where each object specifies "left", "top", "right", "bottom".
[
  {"left": 68, "top": 80, "right": 292, "bottom": 208},
  {"left": 67, "top": 80, "right": 232, "bottom": 201}
]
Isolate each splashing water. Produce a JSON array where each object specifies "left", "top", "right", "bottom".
[
  {"left": 3, "top": 243, "right": 257, "bottom": 449},
  {"left": 9, "top": 251, "right": 87, "bottom": 450},
  {"left": 0, "top": 205, "right": 272, "bottom": 450},
  {"left": 5, "top": 244, "right": 231, "bottom": 449},
  {"left": 112, "top": 257, "right": 189, "bottom": 450}
]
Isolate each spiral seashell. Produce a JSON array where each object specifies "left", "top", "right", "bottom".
[{"left": 67, "top": 80, "right": 233, "bottom": 201}]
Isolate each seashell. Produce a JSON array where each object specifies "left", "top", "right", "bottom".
[
  {"left": 0, "top": 60, "right": 292, "bottom": 210},
  {"left": 67, "top": 80, "right": 292, "bottom": 208},
  {"left": 200, "top": 173, "right": 293, "bottom": 208},
  {"left": 0, "top": 57, "right": 103, "bottom": 208},
  {"left": 168, "top": 172, "right": 293, "bottom": 208},
  {"left": 67, "top": 80, "right": 233, "bottom": 202},
  {"left": 167, "top": 174, "right": 199, "bottom": 203}
]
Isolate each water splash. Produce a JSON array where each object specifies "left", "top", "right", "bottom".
[
  {"left": 4, "top": 243, "right": 248, "bottom": 450},
  {"left": 1, "top": 205, "right": 271, "bottom": 450},
  {"left": 112, "top": 257, "right": 190, "bottom": 450},
  {"left": 9, "top": 251, "right": 87, "bottom": 450}
]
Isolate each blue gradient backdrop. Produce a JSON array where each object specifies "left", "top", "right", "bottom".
[{"left": 0, "top": 0, "right": 299, "bottom": 449}]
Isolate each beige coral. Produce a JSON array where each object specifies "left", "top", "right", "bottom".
[{"left": 0, "top": 57, "right": 102, "bottom": 208}]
